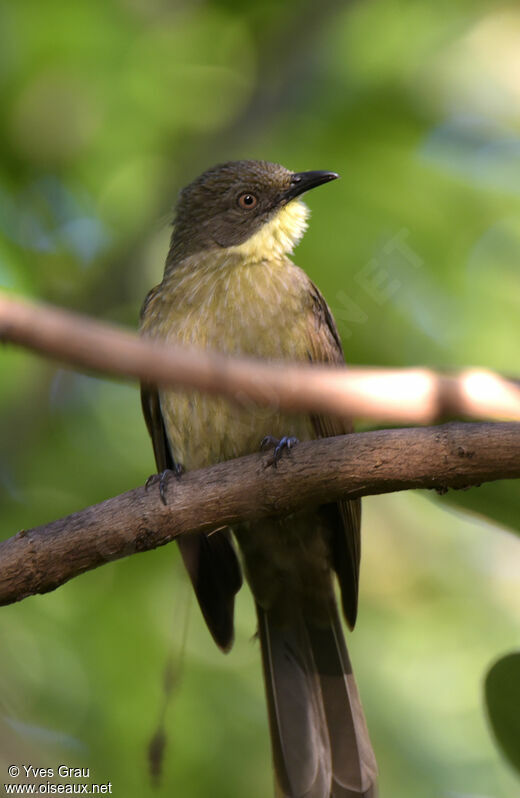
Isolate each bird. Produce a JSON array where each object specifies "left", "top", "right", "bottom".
[{"left": 140, "top": 160, "right": 378, "bottom": 798}]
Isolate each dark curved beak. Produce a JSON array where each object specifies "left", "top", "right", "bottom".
[{"left": 284, "top": 170, "right": 339, "bottom": 202}]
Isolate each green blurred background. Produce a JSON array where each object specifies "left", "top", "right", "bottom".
[{"left": 0, "top": 1, "right": 519, "bottom": 796}]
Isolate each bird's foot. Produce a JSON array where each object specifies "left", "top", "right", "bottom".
[
  {"left": 145, "top": 464, "right": 184, "bottom": 505},
  {"left": 260, "top": 435, "right": 299, "bottom": 468}
]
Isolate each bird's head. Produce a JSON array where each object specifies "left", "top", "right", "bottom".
[{"left": 168, "top": 160, "right": 338, "bottom": 263}]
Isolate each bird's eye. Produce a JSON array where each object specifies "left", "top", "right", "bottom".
[{"left": 237, "top": 193, "right": 258, "bottom": 209}]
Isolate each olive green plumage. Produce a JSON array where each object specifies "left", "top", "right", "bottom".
[{"left": 140, "top": 160, "right": 377, "bottom": 797}]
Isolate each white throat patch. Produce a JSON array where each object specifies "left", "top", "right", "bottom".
[{"left": 227, "top": 199, "right": 310, "bottom": 262}]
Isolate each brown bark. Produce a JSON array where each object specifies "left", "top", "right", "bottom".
[{"left": 1, "top": 422, "right": 518, "bottom": 607}]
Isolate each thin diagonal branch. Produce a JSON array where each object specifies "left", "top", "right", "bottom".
[{"left": 0, "top": 292, "right": 519, "bottom": 424}]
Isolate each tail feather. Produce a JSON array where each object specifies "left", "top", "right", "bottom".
[
  {"left": 257, "top": 607, "right": 331, "bottom": 797},
  {"left": 257, "top": 604, "right": 377, "bottom": 798},
  {"left": 308, "top": 610, "right": 377, "bottom": 797}
]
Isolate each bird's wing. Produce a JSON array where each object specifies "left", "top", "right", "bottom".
[
  {"left": 141, "top": 383, "right": 173, "bottom": 474},
  {"left": 305, "top": 281, "right": 361, "bottom": 630},
  {"left": 141, "top": 383, "right": 242, "bottom": 651}
]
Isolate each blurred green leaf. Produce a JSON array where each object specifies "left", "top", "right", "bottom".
[
  {"left": 441, "top": 481, "right": 520, "bottom": 536},
  {"left": 485, "top": 652, "right": 520, "bottom": 774}
]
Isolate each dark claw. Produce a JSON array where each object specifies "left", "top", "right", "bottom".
[
  {"left": 260, "top": 435, "right": 279, "bottom": 451},
  {"left": 273, "top": 436, "right": 299, "bottom": 466},
  {"left": 159, "top": 471, "right": 171, "bottom": 505},
  {"left": 144, "top": 465, "right": 184, "bottom": 506},
  {"left": 261, "top": 435, "right": 299, "bottom": 467},
  {"left": 145, "top": 474, "right": 157, "bottom": 491}
]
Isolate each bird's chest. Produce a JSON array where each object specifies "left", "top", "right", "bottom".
[{"left": 142, "top": 258, "right": 315, "bottom": 469}]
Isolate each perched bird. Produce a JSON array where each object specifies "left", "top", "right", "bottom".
[{"left": 140, "top": 160, "right": 378, "bottom": 797}]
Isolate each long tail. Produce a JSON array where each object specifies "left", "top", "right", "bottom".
[{"left": 256, "top": 603, "right": 378, "bottom": 798}]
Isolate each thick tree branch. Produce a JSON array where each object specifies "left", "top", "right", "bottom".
[
  {"left": 0, "top": 292, "right": 519, "bottom": 423},
  {"left": 0, "top": 422, "right": 518, "bottom": 607}
]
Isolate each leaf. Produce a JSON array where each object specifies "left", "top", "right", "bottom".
[
  {"left": 440, "top": 480, "right": 520, "bottom": 537},
  {"left": 484, "top": 651, "right": 520, "bottom": 775}
]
